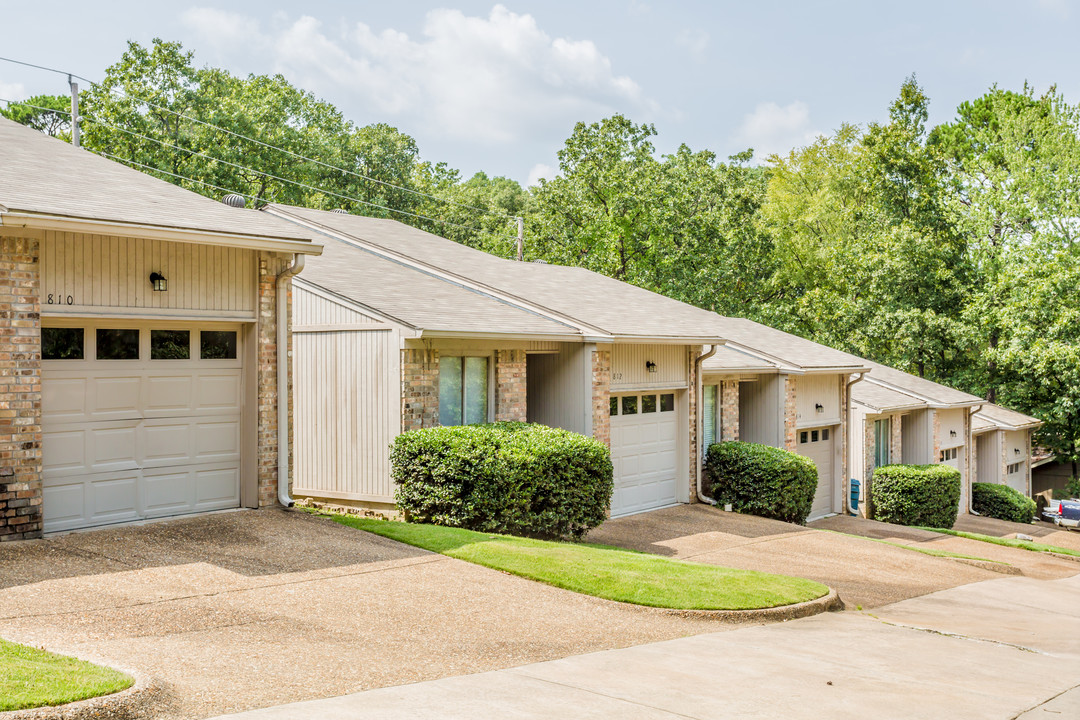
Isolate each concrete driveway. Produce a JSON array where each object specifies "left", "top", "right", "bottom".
[
  {"left": 588, "top": 505, "right": 1078, "bottom": 608},
  {"left": 212, "top": 572, "right": 1080, "bottom": 719},
  {"left": 0, "top": 510, "right": 738, "bottom": 719}
]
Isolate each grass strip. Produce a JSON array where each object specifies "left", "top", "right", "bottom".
[
  {"left": 0, "top": 639, "right": 133, "bottom": 712},
  {"left": 918, "top": 527, "right": 1080, "bottom": 558},
  {"left": 819, "top": 529, "right": 1009, "bottom": 564},
  {"left": 329, "top": 515, "right": 829, "bottom": 610}
]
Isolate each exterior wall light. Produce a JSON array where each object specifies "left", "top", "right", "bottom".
[
  {"left": 1015, "top": 448, "right": 1022, "bottom": 455},
  {"left": 950, "top": 430, "right": 957, "bottom": 437},
  {"left": 815, "top": 403, "right": 824, "bottom": 413},
  {"left": 149, "top": 272, "right": 167, "bottom": 292},
  {"left": 645, "top": 361, "right": 657, "bottom": 373}
]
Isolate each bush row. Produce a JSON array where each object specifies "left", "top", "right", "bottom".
[
  {"left": 704, "top": 441, "right": 818, "bottom": 524},
  {"left": 871, "top": 464, "right": 961, "bottom": 529},
  {"left": 972, "top": 482, "right": 1036, "bottom": 523}
]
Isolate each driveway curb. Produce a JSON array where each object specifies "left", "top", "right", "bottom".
[
  {"left": 0, "top": 670, "right": 170, "bottom": 720},
  {"left": 617, "top": 587, "right": 843, "bottom": 622}
]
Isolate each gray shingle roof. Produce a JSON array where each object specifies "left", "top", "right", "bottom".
[
  {"left": 976, "top": 403, "right": 1041, "bottom": 430},
  {"left": 860, "top": 364, "right": 983, "bottom": 407},
  {"left": 0, "top": 117, "right": 318, "bottom": 244},
  {"left": 701, "top": 345, "right": 779, "bottom": 374},
  {"left": 266, "top": 205, "right": 732, "bottom": 341},
  {"left": 709, "top": 317, "right": 870, "bottom": 371},
  {"left": 298, "top": 234, "right": 580, "bottom": 336},
  {"left": 852, "top": 381, "right": 925, "bottom": 412}
]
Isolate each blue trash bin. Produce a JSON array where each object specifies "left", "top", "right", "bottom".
[{"left": 850, "top": 478, "right": 860, "bottom": 512}]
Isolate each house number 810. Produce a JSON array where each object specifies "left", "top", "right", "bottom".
[{"left": 47, "top": 294, "right": 74, "bottom": 305}]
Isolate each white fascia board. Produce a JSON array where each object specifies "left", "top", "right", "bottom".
[
  {"left": 611, "top": 336, "right": 728, "bottom": 346},
  {"left": 1, "top": 211, "right": 324, "bottom": 255},
  {"left": 265, "top": 206, "right": 610, "bottom": 337},
  {"left": 416, "top": 329, "right": 600, "bottom": 343}
]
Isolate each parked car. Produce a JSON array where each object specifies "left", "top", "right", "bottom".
[{"left": 1057, "top": 500, "right": 1080, "bottom": 530}]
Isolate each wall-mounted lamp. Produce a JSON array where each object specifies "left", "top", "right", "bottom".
[
  {"left": 645, "top": 361, "right": 657, "bottom": 374},
  {"left": 1015, "top": 448, "right": 1022, "bottom": 455},
  {"left": 950, "top": 430, "right": 957, "bottom": 437},
  {"left": 815, "top": 403, "right": 824, "bottom": 413},
  {"left": 149, "top": 272, "right": 167, "bottom": 292}
]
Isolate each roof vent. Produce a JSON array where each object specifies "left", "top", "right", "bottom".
[
  {"left": 532, "top": 259, "right": 548, "bottom": 264},
  {"left": 330, "top": 208, "right": 349, "bottom": 214},
  {"left": 221, "top": 193, "right": 246, "bottom": 209}
]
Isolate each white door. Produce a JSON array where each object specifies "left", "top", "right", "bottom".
[
  {"left": 798, "top": 426, "right": 836, "bottom": 521},
  {"left": 40, "top": 323, "right": 244, "bottom": 532},
  {"left": 609, "top": 392, "right": 679, "bottom": 517}
]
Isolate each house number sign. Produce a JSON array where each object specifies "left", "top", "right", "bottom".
[{"left": 46, "top": 293, "right": 75, "bottom": 305}]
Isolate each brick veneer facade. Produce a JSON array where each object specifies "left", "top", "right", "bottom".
[
  {"left": 495, "top": 350, "right": 527, "bottom": 421},
  {"left": 256, "top": 252, "right": 293, "bottom": 508},
  {"left": 720, "top": 379, "right": 739, "bottom": 441},
  {"left": 783, "top": 375, "right": 798, "bottom": 452},
  {"left": 0, "top": 237, "right": 42, "bottom": 540},
  {"left": 401, "top": 348, "right": 440, "bottom": 431},
  {"left": 590, "top": 348, "right": 611, "bottom": 447}
]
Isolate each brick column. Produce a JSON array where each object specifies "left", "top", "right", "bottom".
[
  {"left": 720, "top": 380, "right": 739, "bottom": 441},
  {"left": 402, "top": 348, "right": 439, "bottom": 431},
  {"left": 783, "top": 375, "right": 797, "bottom": 452},
  {"left": 495, "top": 349, "right": 527, "bottom": 421},
  {"left": 931, "top": 410, "right": 941, "bottom": 463},
  {"left": 590, "top": 348, "right": 611, "bottom": 448},
  {"left": 256, "top": 252, "right": 294, "bottom": 508},
  {"left": 0, "top": 237, "right": 43, "bottom": 540},
  {"left": 864, "top": 418, "right": 876, "bottom": 487},
  {"left": 890, "top": 412, "right": 902, "bottom": 464}
]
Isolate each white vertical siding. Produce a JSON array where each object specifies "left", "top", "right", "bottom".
[
  {"left": 901, "top": 410, "right": 932, "bottom": 464},
  {"left": 1003, "top": 429, "right": 1030, "bottom": 494},
  {"left": 40, "top": 231, "right": 256, "bottom": 316},
  {"left": 526, "top": 344, "right": 590, "bottom": 434},
  {"left": 976, "top": 432, "right": 999, "bottom": 484},
  {"left": 795, "top": 374, "right": 841, "bottom": 427},
  {"left": 293, "top": 284, "right": 386, "bottom": 325},
  {"left": 850, "top": 404, "right": 868, "bottom": 483},
  {"left": 611, "top": 344, "right": 688, "bottom": 390},
  {"left": 739, "top": 375, "right": 780, "bottom": 446},
  {"left": 938, "top": 409, "right": 965, "bottom": 449}
]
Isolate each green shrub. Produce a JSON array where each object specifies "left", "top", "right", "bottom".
[
  {"left": 704, "top": 441, "right": 818, "bottom": 524},
  {"left": 391, "top": 422, "right": 613, "bottom": 540},
  {"left": 972, "top": 482, "right": 1036, "bottom": 523},
  {"left": 871, "top": 464, "right": 960, "bottom": 529}
]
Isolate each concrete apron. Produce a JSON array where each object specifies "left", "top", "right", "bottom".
[{"left": 212, "top": 573, "right": 1080, "bottom": 720}]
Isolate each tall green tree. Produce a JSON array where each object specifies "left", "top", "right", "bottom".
[{"left": 1, "top": 94, "right": 72, "bottom": 138}]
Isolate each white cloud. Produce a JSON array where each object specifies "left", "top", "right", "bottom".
[
  {"left": 675, "top": 29, "right": 709, "bottom": 60},
  {"left": 182, "top": 5, "right": 654, "bottom": 146},
  {"left": 1035, "top": 0, "right": 1070, "bottom": 18},
  {"left": 733, "top": 101, "right": 823, "bottom": 161},
  {"left": 526, "top": 162, "right": 556, "bottom": 187},
  {"left": 0, "top": 80, "right": 26, "bottom": 103}
]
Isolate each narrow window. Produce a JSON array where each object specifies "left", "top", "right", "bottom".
[
  {"left": 641, "top": 394, "right": 657, "bottom": 413},
  {"left": 609, "top": 396, "right": 619, "bottom": 416},
  {"left": 822, "top": 428, "right": 830, "bottom": 441},
  {"left": 702, "top": 385, "right": 718, "bottom": 447},
  {"left": 438, "top": 356, "right": 489, "bottom": 426},
  {"left": 97, "top": 329, "right": 139, "bottom": 360},
  {"left": 800, "top": 431, "right": 808, "bottom": 444},
  {"left": 811, "top": 430, "right": 819, "bottom": 442},
  {"left": 874, "top": 419, "right": 891, "bottom": 468},
  {"left": 151, "top": 330, "right": 190, "bottom": 360},
  {"left": 621, "top": 395, "right": 638, "bottom": 415},
  {"left": 660, "top": 393, "right": 675, "bottom": 412},
  {"left": 200, "top": 331, "right": 237, "bottom": 359},
  {"left": 42, "top": 327, "right": 84, "bottom": 360}
]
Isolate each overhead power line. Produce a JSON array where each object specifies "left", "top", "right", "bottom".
[{"left": 0, "top": 55, "right": 515, "bottom": 221}]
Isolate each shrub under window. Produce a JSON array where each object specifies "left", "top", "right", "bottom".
[
  {"left": 972, "top": 482, "right": 1036, "bottom": 524},
  {"left": 391, "top": 422, "right": 612, "bottom": 539},
  {"left": 704, "top": 441, "right": 818, "bottom": 524},
  {"left": 871, "top": 464, "right": 961, "bottom": 529}
]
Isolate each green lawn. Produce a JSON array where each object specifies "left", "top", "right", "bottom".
[
  {"left": 331, "top": 516, "right": 829, "bottom": 610},
  {"left": 0, "top": 639, "right": 133, "bottom": 712},
  {"left": 919, "top": 528, "right": 1080, "bottom": 558}
]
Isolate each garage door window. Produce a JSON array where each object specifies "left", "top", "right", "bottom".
[
  {"left": 151, "top": 330, "right": 191, "bottom": 360},
  {"left": 660, "top": 393, "right": 674, "bottom": 412},
  {"left": 42, "top": 327, "right": 84, "bottom": 360},
  {"left": 96, "top": 328, "right": 139, "bottom": 360},
  {"left": 439, "top": 356, "right": 489, "bottom": 426},
  {"left": 201, "top": 331, "right": 238, "bottom": 360},
  {"left": 621, "top": 396, "right": 638, "bottom": 415}
]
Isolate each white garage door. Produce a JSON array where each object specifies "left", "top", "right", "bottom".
[
  {"left": 609, "top": 392, "right": 679, "bottom": 517},
  {"left": 41, "top": 324, "right": 244, "bottom": 533},
  {"left": 798, "top": 426, "right": 836, "bottom": 521}
]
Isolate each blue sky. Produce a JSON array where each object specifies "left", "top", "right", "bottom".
[{"left": 1, "top": 1, "right": 1076, "bottom": 185}]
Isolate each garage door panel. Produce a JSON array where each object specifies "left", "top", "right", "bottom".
[
  {"left": 610, "top": 392, "right": 680, "bottom": 517},
  {"left": 89, "top": 474, "right": 141, "bottom": 522},
  {"left": 41, "top": 429, "right": 87, "bottom": 475},
  {"left": 142, "top": 469, "right": 195, "bottom": 515},
  {"left": 195, "top": 465, "right": 241, "bottom": 507},
  {"left": 140, "top": 422, "right": 193, "bottom": 465},
  {"left": 88, "top": 424, "right": 139, "bottom": 473},
  {"left": 41, "top": 481, "right": 87, "bottom": 529},
  {"left": 196, "top": 374, "right": 242, "bottom": 412},
  {"left": 42, "top": 378, "right": 88, "bottom": 423},
  {"left": 144, "top": 375, "right": 194, "bottom": 413},
  {"left": 195, "top": 420, "right": 241, "bottom": 461},
  {"left": 91, "top": 377, "right": 142, "bottom": 418},
  {"left": 798, "top": 426, "right": 836, "bottom": 521}
]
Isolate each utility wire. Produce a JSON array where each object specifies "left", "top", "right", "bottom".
[
  {"left": 0, "top": 97, "right": 72, "bottom": 116},
  {"left": 0, "top": 55, "right": 515, "bottom": 221},
  {"left": 92, "top": 149, "right": 260, "bottom": 202}
]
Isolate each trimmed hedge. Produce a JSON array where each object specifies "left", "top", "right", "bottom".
[
  {"left": 391, "top": 422, "right": 613, "bottom": 540},
  {"left": 972, "top": 482, "right": 1036, "bottom": 524},
  {"left": 871, "top": 464, "right": 960, "bottom": 529},
  {"left": 704, "top": 441, "right": 818, "bottom": 524}
]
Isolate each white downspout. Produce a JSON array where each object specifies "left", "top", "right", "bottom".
[
  {"left": 694, "top": 345, "right": 719, "bottom": 505},
  {"left": 276, "top": 254, "right": 306, "bottom": 507},
  {"left": 967, "top": 404, "right": 983, "bottom": 516},
  {"left": 845, "top": 372, "right": 866, "bottom": 515}
]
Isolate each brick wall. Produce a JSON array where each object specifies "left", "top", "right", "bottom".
[
  {"left": 256, "top": 252, "right": 294, "bottom": 508},
  {"left": 401, "top": 348, "right": 439, "bottom": 431},
  {"left": 495, "top": 349, "right": 527, "bottom": 421},
  {"left": 720, "top": 379, "right": 739, "bottom": 441},
  {"left": 0, "top": 237, "right": 42, "bottom": 540},
  {"left": 783, "top": 375, "right": 798, "bottom": 451},
  {"left": 590, "top": 348, "right": 611, "bottom": 447},
  {"left": 931, "top": 410, "right": 941, "bottom": 463}
]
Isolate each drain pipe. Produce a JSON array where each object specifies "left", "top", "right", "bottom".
[
  {"left": 967, "top": 404, "right": 984, "bottom": 516},
  {"left": 845, "top": 372, "right": 866, "bottom": 515},
  {"left": 276, "top": 253, "right": 306, "bottom": 508},
  {"left": 694, "top": 345, "right": 719, "bottom": 504}
]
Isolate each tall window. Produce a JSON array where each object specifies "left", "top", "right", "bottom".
[
  {"left": 874, "top": 419, "right": 891, "bottom": 468},
  {"left": 702, "top": 385, "right": 718, "bottom": 454},
  {"left": 439, "top": 356, "right": 489, "bottom": 426}
]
